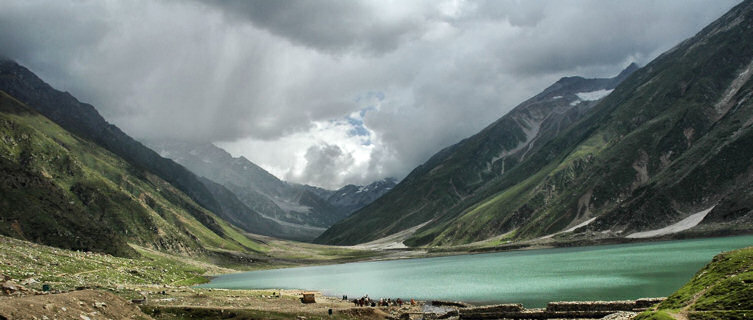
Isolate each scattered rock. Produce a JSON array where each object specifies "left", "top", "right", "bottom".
[
  {"left": 601, "top": 311, "right": 638, "bottom": 320},
  {"left": 1, "top": 280, "right": 31, "bottom": 296},
  {"left": 1, "top": 282, "right": 17, "bottom": 293}
]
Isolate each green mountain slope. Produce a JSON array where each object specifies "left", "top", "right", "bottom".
[
  {"left": 0, "top": 90, "right": 261, "bottom": 257},
  {"left": 318, "top": 0, "right": 753, "bottom": 246},
  {"left": 636, "top": 246, "right": 753, "bottom": 320},
  {"left": 0, "top": 61, "right": 232, "bottom": 236}
]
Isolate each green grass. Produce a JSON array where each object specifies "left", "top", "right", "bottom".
[
  {"left": 0, "top": 235, "right": 208, "bottom": 292},
  {"left": 659, "top": 247, "right": 753, "bottom": 310},
  {"left": 634, "top": 310, "right": 676, "bottom": 320},
  {"left": 430, "top": 163, "right": 557, "bottom": 245},
  {"left": 217, "top": 221, "right": 269, "bottom": 253},
  {"left": 641, "top": 246, "right": 753, "bottom": 319},
  {"left": 554, "top": 131, "right": 608, "bottom": 172},
  {"left": 686, "top": 311, "right": 753, "bottom": 320}
]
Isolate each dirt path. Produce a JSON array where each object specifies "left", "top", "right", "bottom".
[{"left": 57, "top": 268, "right": 106, "bottom": 277}]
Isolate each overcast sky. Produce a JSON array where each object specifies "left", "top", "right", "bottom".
[{"left": 0, "top": 0, "right": 741, "bottom": 189}]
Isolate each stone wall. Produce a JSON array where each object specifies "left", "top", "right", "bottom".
[
  {"left": 635, "top": 297, "right": 665, "bottom": 309},
  {"left": 431, "top": 300, "right": 472, "bottom": 308},
  {"left": 546, "top": 300, "right": 637, "bottom": 312},
  {"left": 457, "top": 297, "right": 665, "bottom": 320}
]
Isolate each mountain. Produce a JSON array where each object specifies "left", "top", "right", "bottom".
[
  {"left": 0, "top": 60, "right": 295, "bottom": 247},
  {"left": 146, "top": 140, "right": 396, "bottom": 240},
  {"left": 317, "top": 1, "right": 753, "bottom": 246},
  {"left": 0, "top": 61, "right": 231, "bottom": 234},
  {"left": 197, "top": 176, "right": 290, "bottom": 239},
  {"left": 319, "top": 178, "right": 398, "bottom": 215},
  {"left": 0, "top": 90, "right": 260, "bottom": 258},
  {"left": 316, "top": 63, "right": 638, "bottom": 245}
]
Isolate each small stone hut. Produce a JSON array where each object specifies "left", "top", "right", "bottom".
[{"left": 301, "top": 292, "right": 316, "bottom": 304}]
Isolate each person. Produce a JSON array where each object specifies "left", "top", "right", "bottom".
[
  {"left": 397, "top": 298, "right": 403, "bottom": 306},
  {"left": 410, "top": 298, "right": 416, "bottom": 306}
]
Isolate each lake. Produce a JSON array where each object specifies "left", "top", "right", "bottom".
[{"left": 200, "top": 235, "right": 753, "bottom": 307}]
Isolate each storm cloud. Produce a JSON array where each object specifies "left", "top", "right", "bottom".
[
  {"left": 0, "top": 0, "right": 741, "bottom": 189},
  {"left": 200, "top": 0, "right": 428, "bottom": 55}
]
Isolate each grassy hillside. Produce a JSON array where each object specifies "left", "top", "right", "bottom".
[
  {"left": 636, "top": 246, "right": 753, "bottom": 320},
  {"left": 0, "top": 61, "right": 230, "bottom": 228},
  {"left": 0, "top": 235, "right": 210, "bottom": 293},
  {"left": 0, "top": 90, "right": 262, "bottom": 257}
]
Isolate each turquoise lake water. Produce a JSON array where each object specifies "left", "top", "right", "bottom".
[{"left": 200, "top": 235, "right": 753, "bottom": 307}]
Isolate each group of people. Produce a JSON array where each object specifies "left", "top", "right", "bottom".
[{"left": 346, "top": 295, "right": 416, "bottom": 308}]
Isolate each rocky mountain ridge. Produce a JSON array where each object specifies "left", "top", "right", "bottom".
[
  {"left": 147, "top": 140, "right": 396, "bottom": 241},
  {"left": 322, "top": 178, "right": 397, "bottom": 215}
]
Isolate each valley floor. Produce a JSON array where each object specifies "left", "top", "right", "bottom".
[{"left": 2, "top": 232, "right": 752, "bottom": 319}]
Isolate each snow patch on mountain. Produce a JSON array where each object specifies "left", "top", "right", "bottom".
[
  {"left": 576, "top": 89, "right": 614, "bottom": 101},
  {"left": 626, "top": 206, "right": 715, "bottom": 238},
  {"left": 540, "top": 217, "right": 597, "bottom": 239}
]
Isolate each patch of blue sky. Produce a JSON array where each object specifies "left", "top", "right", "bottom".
[
  {"left": 347, "top": 117, "right": 371, "bottom": 137},
  {"left": 343, "top": 92, "right": 383, "bottom": 145}
]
